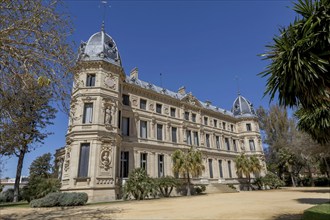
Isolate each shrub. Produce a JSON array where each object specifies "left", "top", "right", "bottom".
[
  {"left": 314, "top": 177, "right": 330, "bottom": 187},
  {"left": 30, "top": 192, "right": 88, "bottom": 208},
  {"left": 123, "top": 168, "right": 157, "bottom": 200},
  {"left": 1, "top": 189, "right": 14, "bottom": 203},
  {"left": 58, "top": 192, "right": 88, "bottom": 206},
  {"left": 23, "top": 177, "right": 60, "bottom": 202},
  {"left": 194, "top": 185, "right": 206, "bottom": 194},
  {"left": 303, "top": 203, "right": 330, "bottom": 220},
  {"left": 227, "top": 184, "right": 236, "bottom": 190},
  {"left": 257, "top": 172, "right": 285, "bottom": 189},
  {"left": 155, "top": 176, "right": 180, "bottom": 197}
]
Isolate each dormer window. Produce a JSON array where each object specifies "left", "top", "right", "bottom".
[
  {"left": 246, "top": 123, "right": 252, "bottom": 131},
  {"left": 86, "top": 74, "right": 95, "bottom": 87}
]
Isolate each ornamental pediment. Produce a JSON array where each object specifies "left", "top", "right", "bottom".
[{"left": 181, "top": 93, "right": 202, "bottom": 107}]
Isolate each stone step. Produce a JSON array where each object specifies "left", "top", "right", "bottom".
[{"left": 205, "top": 183, "right": 238, "bottom": 194}]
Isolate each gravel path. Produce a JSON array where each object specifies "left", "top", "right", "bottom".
[{"left": 1, "top": 187, "right": 329, "bottom": 220}]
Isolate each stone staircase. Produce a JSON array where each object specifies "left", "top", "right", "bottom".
[{"left": 205, "top": 183, "right": 238, "bottom": 194}]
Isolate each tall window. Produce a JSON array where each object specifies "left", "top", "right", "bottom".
[
  {"left": 118, "top": 110, "right": 121, "bottom": 128},
  {"left": 140, "top": 153, "right": 147, "bottom": 171},
  {"left": 140, "top": 99, "right": 147, "bottom": 110},
  {"left": 86, "top": 74, "right": 95, "bottom": 87},
  {"left": 214, "top": 119, "right": 218, "bottom": 128},
  {"left": 78, "top": 143, "right": 90, "bottom": 177},
  {"left": 204, "top": 117, "right": 208, "bottom": 126},
  {"left": 186, "top": 130, "right": 192, "bottom": 145},
  {"left": 246, "top": 123, "right": 252, "bottom": 131},
  {"left": 120, "top": 151, "right": 129, "bottom": 178},
  {"left": 157, "top": 124, "right": 163, "bottom": 140},
  {"left": 216, "top": 136, "right": 221, "bottom": 149},
  {"left": 140, "top": 120, "right": 147, "bottom": 138},
  {"left": 206, "top": 134, "right": 210, "bottom": 148},
  {"left": 122, "top": 117, "right": 130, "bottom": 136},
  {"left": 123, "top": 94, "right": 130, "bottom": 106},
  {"left": 231, "top": 124, "right": 234, "bottom": 132},
  {"left": 233, "top": 139, "right": 237, "bottom": 152},
  {"left": 184, "top": 111, "right": 189, "bottom": 120},
  {"left": 192, "top": 113, "right": 196, "bottom": 122},
  {"left": 82, "top": 103, "right": 93, "bottom": 124},
  {"left": 156, "top": 103, "right": 162, "bottom": 114},
  {"left": 170, "top": 108, "right": 176, "bottom": 117},
  {"left": 158, "top": 155, "right": 164, "bottom": 177},
  {"left": 193, "top": 131, "right": 199, "bottom": 146},
  {"left": 225, "top": 138, "right": 230, "bottom": 151},
  {"left": 222, "top": 122, "right": 226, "bottom": 130},
  {"left": 249, "top": 140, "right": 256, "bottom": 151},
  {"left": 218, "top": 160, "right": 223, "bottom": 178},
  {"left": 171, "top": 127, "right": 177, "bottom": 143},
  {"left": 228, "top": 161, "right": 232, "bottom": 178},
  {"left": 208, "top": 159, "right": 213, "bottom": 178}
]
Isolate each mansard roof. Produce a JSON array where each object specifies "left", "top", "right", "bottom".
[{"left": 125, "top": 75, "right": 241, "bottom": 118}]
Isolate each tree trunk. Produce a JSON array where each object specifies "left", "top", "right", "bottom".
[
  {"left": 290, "top": 172, "right": 296, "bottom": 187},
  {"left": 14, "top": 149, "right": 26, "bottom": 202},
  {"left": 323, "top": 157, "right": 330, "bottom": 178},
  {"left": 186, "top": 172, "right": 191, "bottom": 196},
  {"left": 248, "top": 174, "right": 252, "bottom": 191},
  {"left": 307, "top": 164, "right": 315, "bottom": 187}
]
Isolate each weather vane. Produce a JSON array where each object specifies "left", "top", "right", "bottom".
[
  {"left": 99, "top": 0, "right": 111, "bottom": 31},
  {"left": 235, "top": 75, "right": 241, "bottom": 95}
]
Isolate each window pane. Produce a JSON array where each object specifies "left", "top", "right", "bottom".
[
  {"left": 186, "top": 130, "right": 192, "bottom": 145},
  {"left": 158, "top": 155, "right": 164, "bottom": 177},
  {"left": 170, "top": 108, "right": 176, "bottom": 117},
  {"left": 204, "top": 117, "right": 208, "bottom": 125},
  {"left": 140, "top": 121, "right": 147, "bottom": 138},
  {"left": 206, "top": 134, "right": 210, "bottom": 148},
  {"left": 192, "top": 114, "right": 196, "bottom": 122},
  {"left": 123, "top": 94, "right": 130, "bottom": 106},
  {"left": 225, "top": 138, "right": 230, "bottom": 151},
  {"left": 246, "top": 123, "right": 252, "bottom": 131},
  {"left": 83, "top": 103, "right": 93, "bottom": 124},
  {"left": 216, "top": 136, "right": 220, "bottom": 149},
  {"left": 86, "top": 74, "right": 95, "bottom": 87},
  {"left": 193, "top": 132, "right": 199, "bottom": 146},
  {"left": 218, "top": 160, "right": 223, "bottom": 178},
  {"left": 156, "top": 104, "right": 162, "bottom": 114},
  {"left": 228, "top": 161, "right": 232, "bottom": 178},
  {"left": 184, "top": 112, "right": 189, "bottom": 120},
  {"left": 78, "top": 143, "right": 90, "bottom": 177},
  {"left": 208, "top": 159, "right": 213, "bottom": 178},
  {"left": 172, "top": 127, "right": 177, "bottom": 143},
  {"left": 122, "top": 117, "right": 129, "bottom": 136},
  {"left": 157, "top": 124, "right": 163, "bottom": 140},
  {"left": 214, "top": 119, "right": 217, "bottom": 127},
  {"left": 140, "top": 99, "right": 147, "bottom": 110},
  {"left": 120, "top": 151, "right": 129, "bottom": 178},
  {"left": 249, "top": 140, "right": 255, "bottom": 151},
  {"left": 140, "top": 153, "right": 147, "bottom": 171}
]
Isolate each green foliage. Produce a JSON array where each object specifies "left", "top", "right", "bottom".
[
  {"left": 259, "top": 0, "right": 330, "bottom": 144},
  {"left": 30, "top": 192, "right": 88, "bottom": 208},
  {"left": 226, "top": 184, "right": 236, "bottom": 190},
  {"left": 123, "top": 168, "right": 157, "bottom": 200},
  {"left": 255, "top": 172, "right": 285, "bottom": 189},
  {"left": 194, "top": 185, "right": 206, "bottom": 194},
  {"left": 155, "top": 176, "right": 180, "bottom": 197},
  {"left": 0, "top": 189, "right": 14, "bottom": 203},
  {"left": 235, "top": 153, "right": 262, "bottom": 184},
  {"left": 23, "top": 153, "right": 61, "bottom": 202},
  {"left": 172, "top": 147, "right": 205, "bottom": 196},
  {"left": 303, "top": 203, "right": 330, "bottom": 220}
]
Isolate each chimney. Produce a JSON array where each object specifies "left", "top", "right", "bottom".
[
  {"left": 205, "top": 100, "right": 212, "bottom": 107},
  {"left": 178, "top": 86, "right": 186, "bottom": 95},
  {"left": 130, "top": 67, "right": 138, "bottom": 79}
]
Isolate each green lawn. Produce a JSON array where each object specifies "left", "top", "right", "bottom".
[
  {"left": 303, "top": 203, "right": 330, "bottom": 220},
  {"left": 0, "top": 201, "right": 29, "bottom": 208}
]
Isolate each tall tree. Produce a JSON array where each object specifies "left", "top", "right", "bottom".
[
  {"left": 172, "top": 147, "right": 205, "bottom": 196},
  {"left": 23, "top": 153, "right": 60, "bottom": 202},
  {"left": 0, "top": 0, "right": 75, "bottom": 111},
  {"left": 0, "top": 74, "right": 56, "bottom": 202},
  {"left": 260, "top": 0, "right": 330, "bottom": 144}
]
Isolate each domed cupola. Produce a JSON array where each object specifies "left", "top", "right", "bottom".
[
  {"left": 231, "top": 95, "right": 256, "bottom": 116},
  {"left": 78, "top": 24, "right": 121, "bottom": 66}
]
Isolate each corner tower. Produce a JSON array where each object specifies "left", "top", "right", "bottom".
[{"left": 61, "top": 26, "right": 125, "bottom": 202}]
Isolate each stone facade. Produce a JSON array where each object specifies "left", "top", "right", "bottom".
[{"left": 56, "top": 29, "right": 266, "bottom": 203}]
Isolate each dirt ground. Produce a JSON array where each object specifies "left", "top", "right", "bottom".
[{"left": 1, "top": 187, "right": 329, "bottom": 220}]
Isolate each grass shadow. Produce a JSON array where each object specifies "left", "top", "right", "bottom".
[
  {"left": 0, "top": 202, "right": 29, "bottom": 209},
  {"left": 294, "top": 188, "right": 330, "bottom": 194}
]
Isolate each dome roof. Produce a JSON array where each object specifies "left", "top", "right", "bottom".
[
  {"left": 78, "top": 29, "right": 121, "bottom": 66},
  {"left": 231, "top": 95, "right": 256, "bottom": 116}
]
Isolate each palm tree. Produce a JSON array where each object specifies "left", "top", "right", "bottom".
[
  {"left": 260, "top": 0, "right": 330, "bottom": 144},
  {"left": 172, "top": 147, "right": 205, "bottom": 196},
  {"left": 235, "top": 154, "right": 263, "bottom": 189}
]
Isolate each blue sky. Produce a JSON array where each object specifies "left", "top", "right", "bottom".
[{"left": 1, "top": 0, "right": 297, "bottom": 178}]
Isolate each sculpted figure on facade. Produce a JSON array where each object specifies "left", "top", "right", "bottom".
[
  {"left": 100, "top": 146, "right": 112, "bottom": 172},
  {"left": 64, "top": 147, "right": 71, "bottom": 172}
]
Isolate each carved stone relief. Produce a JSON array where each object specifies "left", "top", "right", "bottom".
[
  {"left": 99, "top": 145, "right": 113, "bottom": 175},
  {"left": 104, "top": 73, "right": 117, "bottom": 90},
  {"left": 64, "top": 147, "right": 71, "bottom": 172}
]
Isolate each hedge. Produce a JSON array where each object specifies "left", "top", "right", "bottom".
[
  {"left": 303, "top": 203, "right": 330, "bottom": 220},
  {"left": 30, "top": 192, "right": 88, "bottom": 208}
]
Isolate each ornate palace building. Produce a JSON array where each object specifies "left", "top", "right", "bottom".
[{"left": 56, "top": 26, "right": 265, "bottom": 202}]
